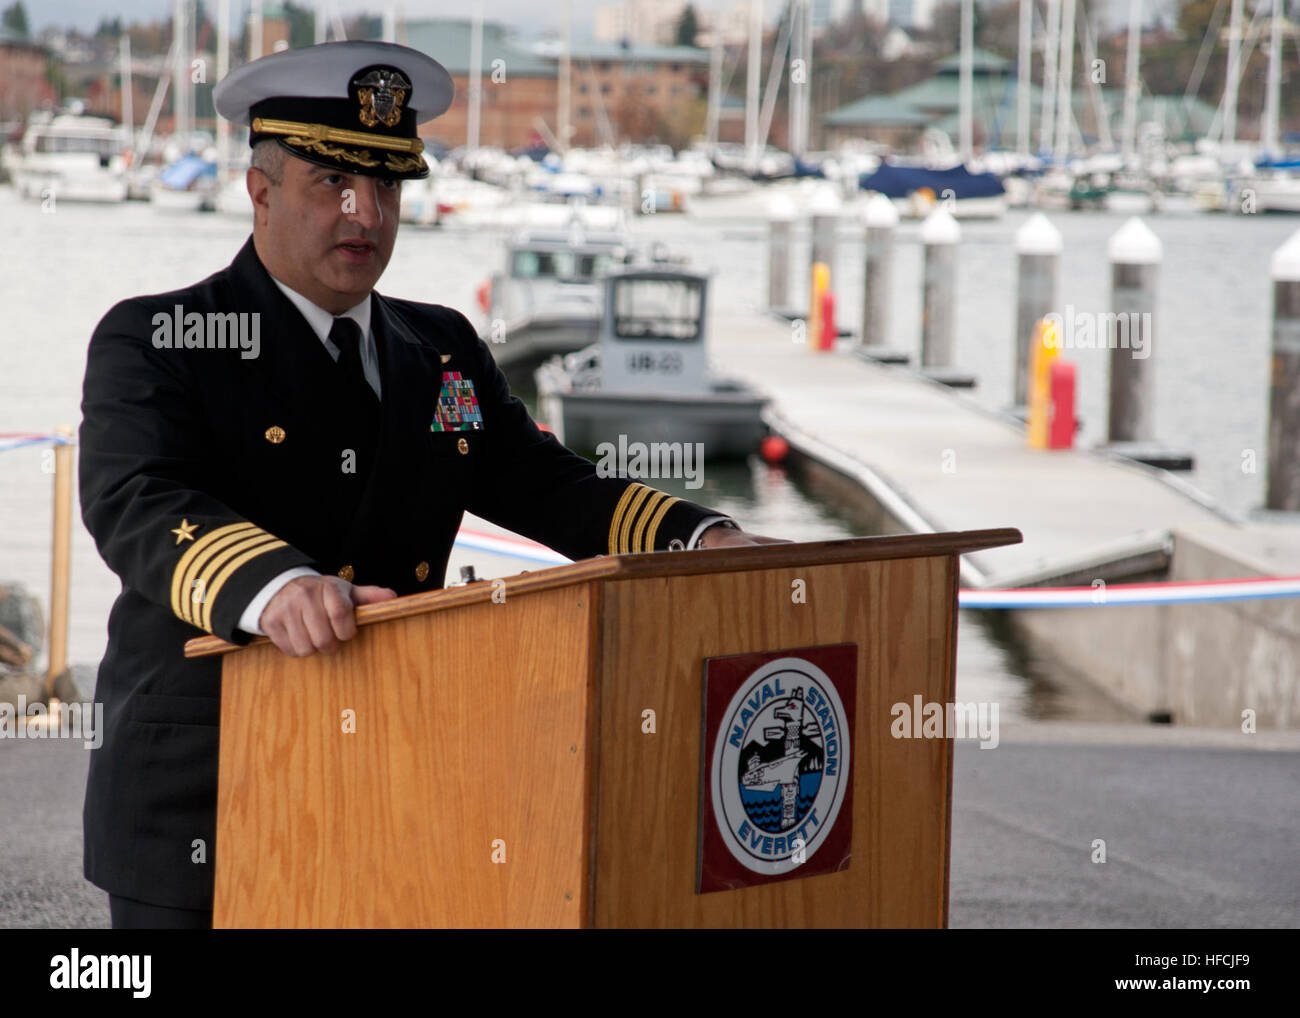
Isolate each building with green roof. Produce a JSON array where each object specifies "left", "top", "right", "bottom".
[
  {"left": 564, "top": 41, "right": 711, "bottom": 66},
  {"left": 402, "top": 19, "right": 557, "bottom": 78},
  {"left": 823, "top": 47, "right": 1216, "bottom": 152}
]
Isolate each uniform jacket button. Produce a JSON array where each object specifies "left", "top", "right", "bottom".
[
  {"left": 338, "top": 565, "right": 354, "bottom": 582},
  {"left": 457, "top": 437, "right": 468, "bottom": 454},
  {"left": 415, "top": 561, "right": 430, "bottom": 582},
  {"left": 265, "top": 425, "right": 286, "bottom": 444}
]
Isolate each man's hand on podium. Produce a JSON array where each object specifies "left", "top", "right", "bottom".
[
  {"left": 256, "top": 525, "right": 788, "bottom": 657},
  {"left": 260, "top": 575, "right": 397, "bottom": 657},
  {"left": 696, "top": 523, "right": 792, "bottom": 550}
]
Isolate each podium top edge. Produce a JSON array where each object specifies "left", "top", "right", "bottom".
[{"left": 183, "top": 527, "right": 1021, "bottom": 659}]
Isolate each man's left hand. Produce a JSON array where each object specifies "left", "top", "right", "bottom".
[{"left": 696, "top": 523, "right": 791, "bottom": 549}]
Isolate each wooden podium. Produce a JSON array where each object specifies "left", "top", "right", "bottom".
[{"left": 185, "top": 528, "right": 1020, "bottom": 928}]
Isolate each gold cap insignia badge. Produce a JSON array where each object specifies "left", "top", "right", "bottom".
[{"left": 353, "top": 68, "right": 410, "bottom": 128}]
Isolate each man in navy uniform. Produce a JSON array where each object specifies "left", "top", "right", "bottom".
[{"left": 79, "top": 41, "right": 776, "bottom": 929}]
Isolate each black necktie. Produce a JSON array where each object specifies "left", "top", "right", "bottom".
[{"left": 329, "top": 317, "right": 378, "bottom": 406}]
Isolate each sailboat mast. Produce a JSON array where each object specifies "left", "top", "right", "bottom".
[
  {"left": 757, "top": 4, "right": 792, "bottom": 154},
  {"left": 1263, "top": 0, "right": 1281, "bottom": 155},
  {"left": 216, "top": 0, "right": 229, "bottom": 178},
  {"left": 1222, "top": 0, "right": 1243, "bottom": 146},
  {"left": 1080, "top": 1, "right": 1113, "bottom": 151},
  {"left": 120, "top": 34, "right": 134, "bottom": 152},
  {"left": 707, "top": 35, "right": 722, "bottom": 146},
  {"left": 1053, "top": 0, "right": 1076, "bottom": 162},
  {"left": 798, "top": 0, "right": 813, "bottom": 155},
  {"left": 1017, "top": 0, "right": 1031, "bottom": 156},
  {"left": 1040, "top": 0, "right": 1060, "bottom": 156},
  {"left": 249, "top": 2, "right": 263, "bottom": 61},
  {"left": 788, "top": 0, "right": 807, "bottom": 158},
  {"left": 1121, "top": 0, "right": 1141, "bottom": 161},
  {"left": 558, "top": 0, "right": 572, "bottom": 152},
  {"left": 959, "top": 0, "right": 974, "bottom": 160},
  {"left": 745, "top": 0, "right": 762, "bottom": 171},
  {"left": 468, "top": 0, "right": 483, "bottom": 151},
  {"left": 172, "top": 0, "right": 189, "bottom": 140}
]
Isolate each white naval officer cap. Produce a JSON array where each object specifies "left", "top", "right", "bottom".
[{"left": 213, "top": 40, "right": 454, "bottom": 180}]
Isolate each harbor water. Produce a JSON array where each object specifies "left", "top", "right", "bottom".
[{"left": 1, "top": 186, "right": 1290, "bottom": 722}]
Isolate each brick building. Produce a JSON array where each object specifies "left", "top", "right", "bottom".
[
  {"left": 401, "top": 19, "right": 710, "bottom": 151},
  {"left": 566, "top": 40, "right": 709, "bottom": 147},
  {"left": 0, "top": 26, "right": 56, "bottom": 124},
  {"left": 402, "top": 19, "right": 558, "bottom": 152},
  {"left": 253, "top": 6, "right": 294, "bottom": 59}
]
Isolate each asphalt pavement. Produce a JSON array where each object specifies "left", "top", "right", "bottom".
[{"left": 1, "top": 722, "right": 1296, "bottom": 928}]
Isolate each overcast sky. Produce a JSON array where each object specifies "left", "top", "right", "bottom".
[
  {"left": 27, "top": 0, "right": 741, "bottom": 39},
  {"left": 26, "top": 0, "right": 1164, "bottom": 42}
]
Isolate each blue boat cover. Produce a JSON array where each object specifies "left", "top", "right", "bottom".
[
  {"left": 157, "top": 153, "right": 217, "bottom": 190},
  {"left": 1253, "top": 155, "right": 1300, "bottom": 170},
  {"left": 858, "top": 162, "right": 1005, "bottom": 198}
]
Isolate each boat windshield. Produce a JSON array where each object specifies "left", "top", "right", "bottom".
[
  {"left": 612, "top": 278, "right": 702, "bottom": 341},
  {"left": 512, "top": 249, "right": 618, "bottom": 281},
  {"left": 33, "top": 134, "right": 121, "bottom": 156}
]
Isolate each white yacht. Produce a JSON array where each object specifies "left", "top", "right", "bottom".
[
  {"left": 478, "top": 205, "right": 633, "bottom": 382},
  {"left": 535, "top": 266, "right": 769, "bottom": 460},
  {"left": 12, "top": 110, "right": 129, "bottom": 203}
]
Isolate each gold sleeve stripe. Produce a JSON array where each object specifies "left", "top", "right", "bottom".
[
  {"left": 630, "top": 490, "right": 669, "bottom": 552},
  {"left": 607, "top": 484, "right": 642, "bottom": 555},
  {"left": 181, "top": 532, "right": 282, "bottom": 628},
  {"left": 619, "top": 486, "right": 661, "bottom": 555},
  {"left": 177, "top": 530, "right": 274, "bottom": 627},
  {"left": 198, "top": 537, "right": 289, "bottom": 633},
  {"left": 642, "top": 495, "right": 682, "bottom": 552},
  {"left": 170, "top": 523, "right": 257, "bottom": 622}
]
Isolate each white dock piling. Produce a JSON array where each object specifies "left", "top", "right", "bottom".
[
  {"left": 809, "top": 186, "right": 841, "bottom": 293},
  {"left": 1014, "top": 213, "right": 1062, "bottom": 408},
  {"left": 767, "top": 194, "right": 796, "bottom": 313},
  {"left": 1106, "top": 217, "right": 1160, "bottom": 443},
  {"left": 857, "top": 194, "right": 908, "bottom": 364},
  {"left": 1267, "top": 228, "right": 1300, "bottom": 510},
  {"left": 920, "top": 207, "right": 972, "bottom": 386}
]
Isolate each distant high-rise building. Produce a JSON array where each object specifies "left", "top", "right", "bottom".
[
  {"left": 860, "top": 0, "right": 891, "bottom": 23},
  {"left": 811, "top": 0, "right": 860, "bottom": 34},
  {"left": 702, "top": 1, "right": 758, "bottom": 46},
  {"left": 593, "top": 0, "right": 690, "bottom": 46},
  {"left": 887, "top": 0, "right": 936, "bottom": 30}
]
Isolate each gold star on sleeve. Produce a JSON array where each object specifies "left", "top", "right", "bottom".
[{"left": 171, "top": 519, "right": 199, "bottom": 545}]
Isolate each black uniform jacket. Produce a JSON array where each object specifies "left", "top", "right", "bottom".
[{"left": 79, "top": 235, "right": 723, "bottom": 909}]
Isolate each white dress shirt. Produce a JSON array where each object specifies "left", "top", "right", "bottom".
[
  {"left": 236, "top": 277, "right": 732, "bottom": 635},
  {"left": 269, "top": 277, "right": 382, "bottom": 397},
  {"left": 238, "top": 279, "right": 377, "bottom": 635}
]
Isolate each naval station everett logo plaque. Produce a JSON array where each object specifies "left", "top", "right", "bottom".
[{"left": 698, "top": 643, "right": 856, "bottom": 893}]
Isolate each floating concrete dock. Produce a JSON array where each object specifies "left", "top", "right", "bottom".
[
  {"left": 708, "top": 305, "right": 1300, "bottom": 728},
  {"left": 710, "top": 305, "right": 1247, "bottom": 586}
]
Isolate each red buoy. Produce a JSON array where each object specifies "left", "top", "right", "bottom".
[
  {"left": 760, "top": 435, "right": 789, "bottom": 464},
  {"left": 1048, "top": 360, "right": 1076, "bottom": 449},
  {"left": 819, "top": 290, "right": 836, "bottom": 351}
]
